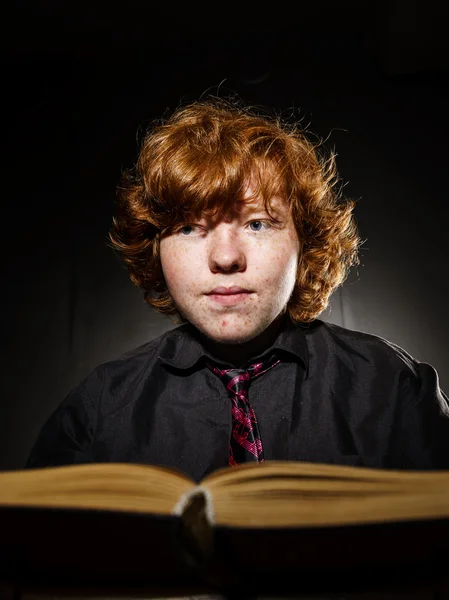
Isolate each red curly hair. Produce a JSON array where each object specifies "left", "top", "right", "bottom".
[{"left": 108, "top": 98, "right": 361, "bottom": 324}]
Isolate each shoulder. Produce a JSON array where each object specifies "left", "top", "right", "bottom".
[
  {"left": 78, "top": 323, "right": 191, "bottom": 395},
  {"left": 305, "top": 320, "right": 449, "bottom": 423},
  {"left": 301, "top": 319, "right": 420, "bottom": 378}
]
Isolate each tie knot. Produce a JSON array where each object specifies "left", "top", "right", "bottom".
[
  {"left": 207, "top": 354, "right": 281, "bottom": 398},
  {"left": 209, "top": 366, "right": 251, "bottom": 397}
]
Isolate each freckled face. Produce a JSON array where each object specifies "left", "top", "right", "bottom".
[{"left": 159, "top": 195, "right": 300, "bottom": 344}]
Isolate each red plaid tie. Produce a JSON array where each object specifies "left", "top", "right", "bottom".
[{"left": 207, "top": 355, "right": 280, "bottom": 466}]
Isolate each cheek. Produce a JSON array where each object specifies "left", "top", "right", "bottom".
[
  {"left": 160, "top": 241, "right": 184, "bottom": 284},
  {"left": 256, "top": 237, "right": 298, "bottom": 283},
  {"left": 160, "top": 240, "right": 201, "bottom": 294}
]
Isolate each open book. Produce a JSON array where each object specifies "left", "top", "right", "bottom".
[{"left": 1, "top": 461, "right": 449, "bottom": 596}]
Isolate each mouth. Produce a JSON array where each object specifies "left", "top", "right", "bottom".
[
  {"left": 207, "top": 286, "right": 253, "bottom": 295},
  {"left": 206, "top": 286, "right": 254, "bottom": 306}
]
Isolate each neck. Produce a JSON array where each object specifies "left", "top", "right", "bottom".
[{"left": 199, "top": 313, "right": 287, "bottom": 368}]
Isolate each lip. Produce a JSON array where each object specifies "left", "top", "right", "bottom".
[
  {"left": 207, "top": 286, "right": 253, "bottom": 295},
  {"left": 206, "top": 286, "right": 253, "bottom": 306}
]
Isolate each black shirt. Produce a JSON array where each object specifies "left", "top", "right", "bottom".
[{"left": 26, "top": 318, "right": 449, "bottom": 482}]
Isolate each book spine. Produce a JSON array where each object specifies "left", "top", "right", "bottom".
[
  {"left": 171, "top": 487, "right": 241, "bottom": 592},
  {"left": 172, "top": 486, "right": 215, "bottom": 567}
]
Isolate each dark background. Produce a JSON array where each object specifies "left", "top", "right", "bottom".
[{"left": 2, "top": 1, "right": 448, "bottom": 470}]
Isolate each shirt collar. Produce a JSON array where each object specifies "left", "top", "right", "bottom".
[{"left": 158, "top": 315, "right": 309, "bottom": 371}]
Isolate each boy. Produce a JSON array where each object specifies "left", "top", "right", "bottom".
[{"left": 26, "top": 99, "right": 449, "bottom": 482}]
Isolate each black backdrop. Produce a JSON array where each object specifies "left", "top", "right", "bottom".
[{"left": 2, "top": 2, "right": 448, "bottom": 470}]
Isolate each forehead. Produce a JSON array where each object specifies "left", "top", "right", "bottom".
[
  {"left": 172, "top": 165, "right": 291, "bottom": 226},
  {"left": 196, "top": 195, "right": 289, "bottom": 223},
  {"left": 219, "top": 172, "right": 289, "bottom": 213},
  {"left": 241, "top": 195, "right": 287, "bottom": 213}
]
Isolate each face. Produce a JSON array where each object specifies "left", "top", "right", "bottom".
[{"left": 160, "top": 187, "right": 300, "bottom": 345}]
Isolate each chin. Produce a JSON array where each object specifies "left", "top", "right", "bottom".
[
  {"left": 202, "top": 323, "right": 269, "bottom": 346},
  {"left": 211, "top": 332, "right": 255, "bottom": 345}
]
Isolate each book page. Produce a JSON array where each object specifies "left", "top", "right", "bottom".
[
  {"left": 0, "top": 463, "right": 195, "bottom": 515},
  {"left": 200, "top": 460, "right": 449, "bottom": 528}
]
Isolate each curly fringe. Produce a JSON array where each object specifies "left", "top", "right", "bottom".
[{"left": 108, "top": 97, "right": 361, "bottom": 324}]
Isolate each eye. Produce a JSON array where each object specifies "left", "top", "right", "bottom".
[
  {"left": 249, "top": 220, "right": 270, "bottom": 232},
  {"left": 178, "top": 224, "right": 203, "bottom": 236}
]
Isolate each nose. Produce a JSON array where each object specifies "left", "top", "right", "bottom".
[{"left": 208, "top": 228, "right": 247, "bottom": 273}]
